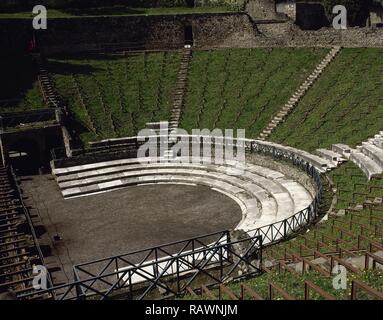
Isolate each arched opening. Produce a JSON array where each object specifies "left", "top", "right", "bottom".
[
  {"left": 8, "top": 138, "right": 42, "bottom": 175},
  {"left": 184, "top": 25, "right": 194, "bottom": 46}
]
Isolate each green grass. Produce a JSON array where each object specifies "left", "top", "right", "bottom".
[
  {"left": 0, "top": 6, "right": 235, "bottom": 19},
  {"left": 184, "top": 269, "right": 383, "bottom": 300},
  {"left": 269, "top": 48, "right": 383, "bottom": 152},
  {"left": 329, "top": 162, "right": 383, "bottom": 210},
  {"left": 49, "top": 51, "right": 180, "bottom": 143},
  {"left": 178, "top": 48, "right": 383, "bottom": 300},
  {"left": 182, "top": 203, "right": 383, "bottom": 300},
  {"left": 180, "top": 47, "right": 328, "bottom": 138},
  {"left": 0, "top": 56, "right": 45, "bottom": 113}
]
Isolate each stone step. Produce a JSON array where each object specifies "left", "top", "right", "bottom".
[
  {"left": 361, "top": 142, "right": 383, "bottom": 169},
  {"left": 349, "top": 150, "right": 382, "bottom": 180},
  {"left": 55, "top": 158, "right": 313, "bottom": 236},
  {"left": 371, "top": 137, "right": 383, "bottom": 149},
  {"left": 315, "top": 148, "right": 345, "bottom": 164},
  {"left": 332, "top": 144, "right": 352, "bottom": 159}
]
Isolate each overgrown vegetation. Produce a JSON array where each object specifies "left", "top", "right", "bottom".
[
  {"left": 329, "top": 162, "right": 383, "bottom": 211},
  {"left": 270, "top": 48, "right": 383, "bottom": 153},
  {"left": 180, "top": 47, "right": 328, "bottom": 137},
  {"left": 182, "top": 184, "right": 383, "bottom": 300},
  {"left": 49, "top": 52, "right": 180, "bottom": 143},
  {"left": 186, "top": 268, "right": 383, "bottom": 300}
]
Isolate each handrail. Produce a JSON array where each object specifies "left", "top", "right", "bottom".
[
  {"left": 364, "top": 252, "right": 383, "bottom": 270},
  {"left": 278, "top": 260, "right": 299, "bottom": 275},
  {"left": 185, "top": 287, "right": 198, "bottom": 297},
  {"left": 201, "top": 284, "right": 216, "bottom": 299},
  {"left": 268, "top": 282, "right": 295, "bottom": 300},
  {"left": 369, "top": 241, "right": 383, "bottom": 253},
  {"left": 338, "top": 247, "right": 358, "bottom": 258},
  {"left": 304, "top": 281, "right": 336, "bottom": 300},
  {"left": 240, "top": 283, "right": 263, "bottom": 300},
  {"left": 219, "top": 284, "right": 239, "bottom": 300},
  {"left": 292, "top": 253, "right": 331, "bottom": 277},
  {"left": 351, "top": 279, "right": 383, "bottom": 300},
  {"left": 330, "top": 255, "right": 360, "bottom": 274}
]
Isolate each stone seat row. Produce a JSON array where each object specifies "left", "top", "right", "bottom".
[{"left": 53, "top": 157, "right": 313, "bottom": 235}]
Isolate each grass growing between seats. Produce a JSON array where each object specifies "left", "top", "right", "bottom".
[
  {"left": 180, "top": 47, "right": 328, "bottom": 138},
  {"left": 49, "top": 51, "right": 180, "bottom": 143},
  {"left": 329, "top": 162, "right": 383, "bottom": 210},
  {"left": 269, "top": 48, "right": 383, "bottom": 152},
  {"left": 182, "top": 269, "right": 383, "bottom": 300}
]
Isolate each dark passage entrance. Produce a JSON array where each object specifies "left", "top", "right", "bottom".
[
  {"left": 184, "top": 25, "right": 193, "bottom": 46},
  {"left": 9, "top": 139, "right": 42, "bottom": 175}
]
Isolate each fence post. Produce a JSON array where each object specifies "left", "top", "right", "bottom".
[{"left": 73, "top": 272, "right": 86, "bottom": 300}]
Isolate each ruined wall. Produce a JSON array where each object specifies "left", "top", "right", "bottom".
[
  {"left": 246, "top": 0, "right": 279, "bottom": 20},
  {"left": 0, "top": 13, "right": 383, "bottom": 57},
  {"left": 253, "top": 22, "right": 383, "bottom": 47},
  {"left": 276, "top": 1, "right": 296, "bottom": 20},
  {"left": 0, "top": 13, "right": 257, "bottom": 55}
]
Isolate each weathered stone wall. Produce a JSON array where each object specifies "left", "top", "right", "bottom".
[
  {"left": 276, "top": 1, "right": 296, "bottom": 20},
  {"left": 252, "top": 22, "right": 383, "bottom": 47},
  {"left": 0, "top": 13, "right": 257, "bottom": 55},
  {"left": 246, "top": 0, "right": 279, "bottom": 20},
  {"left": 0, "top": 13, "right": 383, "bottom": 56}
]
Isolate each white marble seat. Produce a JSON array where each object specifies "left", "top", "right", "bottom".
[{"left": 54, "top": 156, "right": 314, "bottom": 236}]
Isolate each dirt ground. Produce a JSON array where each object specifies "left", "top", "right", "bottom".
[{"left": 20, "top": 174, "right": 241, "bottom": 283}]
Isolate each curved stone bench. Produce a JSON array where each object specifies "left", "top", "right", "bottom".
[
  {"left": 53, "top": 157, "right": 313, "bottom": 236},
  {"left": 55, "top": 157, "right": 311, "bottom": 211},
  {"left": 350, "top": 151, "right": 382, "bottom": 180},
  {"left": 58, "top": 163, "right": 303, "bottom": 214},
  {"left": 361, "top": 142, "right": 383, "bottom": 170}
]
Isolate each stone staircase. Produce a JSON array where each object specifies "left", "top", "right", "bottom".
[
  {"left": 35, "top": 55, "right": 61, "bottom": 108},
  {"left": 258, "top": 46, "right": 342, "bottom": 141},
  {"left": 169, "top": 48, "right": 192, "bottom": 134}
]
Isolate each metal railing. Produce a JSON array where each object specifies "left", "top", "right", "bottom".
[
  {"left": 19, "top": 231, "right": 262, "bottom": 300},
  {"left": 351, "top": 279, "right": 383, "bottom": 300}
]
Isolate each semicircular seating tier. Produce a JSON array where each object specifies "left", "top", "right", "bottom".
[{"left": 52, "top": 156, "right": 314, "bottom": 235}]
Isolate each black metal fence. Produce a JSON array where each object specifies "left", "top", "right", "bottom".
[
  {"left": 246, "top": 140, "right": 323, "bottom": 245},
  {"left": 20, "top": 231, "right": 262, "bottom": 300}
]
